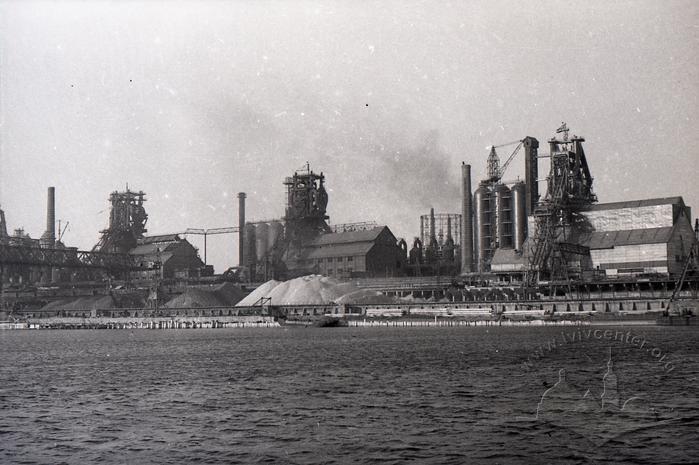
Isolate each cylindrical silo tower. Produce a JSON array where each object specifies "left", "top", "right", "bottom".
[
  {"left": 474, "top": 184, "right": 491, "bottom": 272},
  {"left": 494, "top": 183, "right": 513, "bottom": 249},
  {"left": 512, "top": 181, "right": 527, "bottom": 251}
]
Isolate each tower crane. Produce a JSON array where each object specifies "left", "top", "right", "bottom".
[{"left": 486, "top": 139, "right": 524, "bottom": 184}]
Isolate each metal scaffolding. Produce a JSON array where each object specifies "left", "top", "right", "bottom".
[{"left": 526, "top": 124, "right": 596, "bottom": 287}]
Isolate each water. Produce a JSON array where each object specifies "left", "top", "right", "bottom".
[{"left": 1, "top": 326, "right": 697, "bottom": 464}]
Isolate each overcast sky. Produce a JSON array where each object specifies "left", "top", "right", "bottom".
[{"left": 1, "top": 0, "right": 697, "bottom": 273}]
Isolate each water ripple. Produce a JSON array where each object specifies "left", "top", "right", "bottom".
[{"left": 0, "top": 326, "right": 697, "bottom": 463}]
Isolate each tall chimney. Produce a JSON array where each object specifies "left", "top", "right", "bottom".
[
  {"left": 238, "top": 192, "right": 246, "bottom": 267},
  {"left": 461, "top": 163, "right": 473, "bottom": 273},
  {"left": 523, "top": 137, "right": 539, "bottom": 215},
  {"left": 40, "top": 186, "right": 56, "bottom": 247}
]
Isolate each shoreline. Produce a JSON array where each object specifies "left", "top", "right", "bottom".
[{"left": 1, "top": 316, "right": 690, "bottom": 330}]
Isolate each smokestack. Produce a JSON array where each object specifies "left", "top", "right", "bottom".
[
  {"left": 523, "top": 137, "right": 539, "bottom": 215},
  {"left": 429, "top": 207, "right": 436, "bottom": 243},
  {"left": 40, "top": 186, "right": 56, "bottom": 247},
  {"left": 0, "top": 208, "right": 7, "bottom": 238},
  {"left": 461, "top": 163, "right": 473, "bottom": 273},
  {"left": 238, "top": 192, "right": 246, "bottom": 267}
]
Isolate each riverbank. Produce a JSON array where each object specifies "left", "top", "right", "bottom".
[
  {"left": 0, "top": 315, "right": 279, "bottom": 330},
  {"left": 1, "top": 315, "right": 677, "bottom": 330}
]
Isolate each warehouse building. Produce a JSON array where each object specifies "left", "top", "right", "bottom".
[
  {"left": 130, "top": 234, "right": 205, "bottom": 279},
  {"left": 490, "top": 196, "right": 695, "bottom": 279},
  {"left": 296, "top": 226, "right": 406, "bottom": 278},
  {"left": 575, "top": 197, "right": 694, "bottom": 276}
]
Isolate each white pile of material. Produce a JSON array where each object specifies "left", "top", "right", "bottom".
[{"left": 237, "top": 274, "right": 389, "bottom": 306}]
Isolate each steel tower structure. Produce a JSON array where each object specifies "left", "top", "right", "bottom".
[
  {"left": 93, "top": 188, "right": 148, "bottom": 254},
  {"left": 525, "top": 124, "right": 596, "bottom": 287}
]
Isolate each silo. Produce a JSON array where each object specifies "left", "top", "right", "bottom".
[
  {"left": 512, "top": 182, "right": 527, "bottom": 251},
  {"left": 494, "top": 184, "right": 513, "bottom": 249},
  {"left": 474, "top": 184, "right": 491, "bottom": 272},
  {"left": 255, "top": 223, "right": 270, "bottom": 261}
]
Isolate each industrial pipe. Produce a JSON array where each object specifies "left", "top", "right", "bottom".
[
  {"left": 238, "top": 192, "right": 246, "bottom": 267},
  {"left": 461, "top": 163, "right": 473, "bottom": 273},
  {"left": 40, "top": 186, "right": 56, "bottom": 248},
  {"left": 523, "top": 137, "right": 539, "bottom": 215}
]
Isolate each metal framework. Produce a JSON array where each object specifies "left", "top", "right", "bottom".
[
  {"left": 419, "top": 213, "right": 461, "bottom": 259},
  {"left": 485, "top": 140, "right": 524, "bottom": 184},
  {"left": 93, "top": 189, "right": 148, "bottom": 254},
  {"left": 0, "top": 243, "right": 134, "bottom": 271},
  {"left": 525, "top": 124, "right": 596, "bottom": 287},
  {"left": 180, "top": 218, "right": 281, "bottom": 265},
  {"left": 283, "top": 162, "right": 331, "bottom": 247},
  {"left": 667, "top": 241, "right": 699, "bottom": 314}
]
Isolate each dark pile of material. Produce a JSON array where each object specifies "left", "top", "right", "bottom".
[
  {"left": 163, "top": 282, "right": 247, "bottom": 308},
  {"left": 40, "top": 291, "right": 146, "bottom": 312}
]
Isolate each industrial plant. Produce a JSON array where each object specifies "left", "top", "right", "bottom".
[
  {"left": 460, "top": 124, "right": 697, "bottom": 291},
  {"left": 0, "top": 124, "right": 697, "bottom": 325}
]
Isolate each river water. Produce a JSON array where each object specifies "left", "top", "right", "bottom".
[{"left": 1, "top": 325, "right": 697, "bottom": 464}]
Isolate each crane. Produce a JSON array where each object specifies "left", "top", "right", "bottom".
[
  {"left": 486, "top": 139, "right": 524, "bottom": 184},
  {"left": 179, "top": 219, "right": 280, "bottom": 265},
  {"left": 57, "top": 220, "right": 69, "bottom": 243},
  {"left": 665, "top": 242, "right": 698, "bottom": 316},
  {"left": 179, "top": 227, "right": 239, "bottom": 266}
]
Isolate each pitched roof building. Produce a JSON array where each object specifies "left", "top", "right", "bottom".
[
  {"left": 130, "top": 234, "right": 205, "bottom": 279},
  {"left": 291, "top": 226, "right": 406, "bottom": 278},
  {"left": 491, "top": 196, "right": 695, "bottom": 278}
]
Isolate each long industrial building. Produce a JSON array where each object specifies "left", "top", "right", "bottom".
[
  {"left": 298, "top": 226, "right": 406, "bottom": 278},
  {"left": 491, "top": 196, "right": 696, "bottom": 279}
]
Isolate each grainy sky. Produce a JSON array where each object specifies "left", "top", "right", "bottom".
[{"left": 1, "top": 0, "right": 697, "bottom": 273}]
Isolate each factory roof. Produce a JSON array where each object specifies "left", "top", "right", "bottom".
[
  {"left": 130, "top": 242, "right": 178, "bottom": 256},
  {"left": 132, "top": 252, "right": 175, "bottom": 265},
  {"left": 583, "top": 197, "right": 684, "bottom": 212},
  {"left": 298, "top": 226, "right": 397, "bottom": 261},
  {"left": 574, "top": 226, "right": 674, "bottom": 249},
  {"left": 310, "top": 226, "right": 392, "bottom": 246},
  {"left": 490, "top": 247, "right": 528, "bottom": 267},
  {"left": 139, "top": 234, "right": 181, "bottom": 244},
  {"left": 304, "top": 242, "right": 376, "bottom": 259},
  {"left": 130, "top": 235, "right": 197, "bottom": 257}
]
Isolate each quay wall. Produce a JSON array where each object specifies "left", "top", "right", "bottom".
[
  {"left": 1, "top": 315, "right": 278, "bottom": 330},
  {"left": 3, "top": 297, "right": 696, "bottom": 330}
]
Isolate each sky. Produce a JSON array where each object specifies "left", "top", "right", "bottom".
[{"left": 1, "top": 0, "right": 697, "bottom": 273}]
